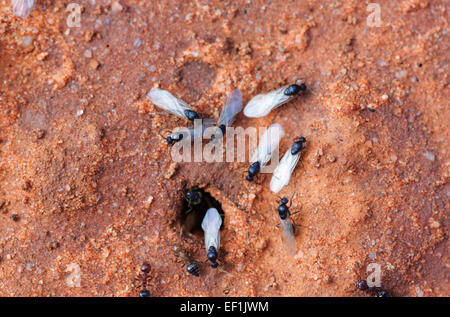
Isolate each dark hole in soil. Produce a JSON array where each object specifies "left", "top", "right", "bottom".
[{"left": 181, "top": 187, "right": 224, "bottom": 238}]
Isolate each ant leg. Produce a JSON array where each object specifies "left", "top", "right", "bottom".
[
  {"left": 217, "top": 263, "right": 233, "bottom": 276},
  {"left": 132, "top": 275, "right": 143, "bottom": 289},
  {"left": 291, "top": 217, "right": 304, "bottom": 229},
  {"left": 185, "top": 205, "right": 193, "bottom": 215},
  {"left": 291, "top": 217, "right": 311, "bottom": 231},
  {"left": 291, "top": 217, "right": 297, "bottom": 227}
]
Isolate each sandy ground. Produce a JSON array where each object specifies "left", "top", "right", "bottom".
[{"left": 0, "top": 0, "right": 448, "bottom": 296}]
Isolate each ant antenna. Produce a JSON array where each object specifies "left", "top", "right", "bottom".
[{"left": 218, "top": 266, "right": 234, "bottom": 276}]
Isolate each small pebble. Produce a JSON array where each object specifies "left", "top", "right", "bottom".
[
  {"left": 84, "top": 30, "right": 95, "bottom": 42},
  {"left": 429, "top": 218, "right": 441, "bottom": 229},
  {"left": 84, "top": 49, "right": 92, "bottom": 58},
  {"left": 327, "top": 154, "right": 336, "bottom": 163},
  {"left": 424, "top": 151, "right": 435, "bottom": 161},
  {"left": 21, "top": 36, "right": 33, "bottom": 47},
  {"left": 396, "top": 70, "right": 407, "bottom": 79},
  {"left": 134, "top": 38, "right": 142, "bottom": 48},
  {"left": 89, "top": 59, "right": 100, "bottom": 70},
  {"left": 37, "top": 52, "right": 48, "bottom": 61},
  {"left": 112, "top": 1, "right": 123, "bottom": 13},
  {"left": 33, "top": 129, "right": 46, "bottom": 140},
  {"left": 144, "top": 195, "right": 154, "bottom": 208}
]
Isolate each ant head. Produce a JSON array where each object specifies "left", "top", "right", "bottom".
[
  {"left": 184, "top": 110, "right": 199, "bottom": 121},
  {"left": 296, "top": 137, "right": 306, "bottom": 143},
  {"left": 210, "top": 262, "right": 219, "bottom": 268},
  {"left": 186, "top": 191, "right": 194, "bottom": 200},
  {"left": 186, "top": 188, "right": 200, "bottom": 201},
  {"left": 166, "top": 136, "right": 175, "bottom": 144},
  {"left": 246, "top": 175, "right": 254, "bottom": 182},
  {"left": 280, "top": 197, "right": 289, "bottom": 205},
  {"left": 299, "top": 83, "right": 307, "bottom": 92},
  {"left": 140, "top": 263, "right": 151, "bottom": 273}
]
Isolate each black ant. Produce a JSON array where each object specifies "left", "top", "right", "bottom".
[
  {"left": 187, "top": 263, "right": 200, "bottom": 276},
  {"left": 246, "top": 161, "right": 261, "bottom": 181},
  {"left": 207, "top": 246, "right": 219, "bottom": 268},
  {"left": 138, "top": 262, "right": 151, "bottom": 297},
  {"left": 355, "top": 279, "right": 390, "bottom": 297},
  {"left": 166, "top": 132, "right": 184, "bottom": 145},
  {"left": 276, "top": 197, "right": 305, "bottom": 256},
  {"left": 290, "top": 137, "right": 306, "bottom": 155},
  {"left": 277, "top": 197, "right": 301, "bottom": 224},
  {"left": 184, "top": 109, "right": 200, "bottom": 121},
  {"left": 277, "top": 197, "right": 291, "bottom": 220},
  {"left": 173, "top": 244, "right": 200, "bottom": 277},
  {"left": 245, "top": 123, "right": 284, "bottom": 181},
  {"left": 284, "top": 83, "right": 307, "bottom": 96},
  {"left": 185, "top": 187, "right": 203, "bottom": 215}
]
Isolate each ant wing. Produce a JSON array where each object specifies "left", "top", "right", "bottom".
[
  {"left": 243, "top": 85, "right": 292, "bottom": 118},
  {"left": 270, "top": 148, "right": 301, "bottom": 193},
  {"left": 217, "top": 89, "right": 243, "bottom": 127},
  {"left": 175, "top": 118, "right": 216, "bottom": 143},
  {"left": 251, "top": 123, "right": 284, "bottom": 166},
  {"left": 147, "top": 88, "right": 193, "bottom": 119},
  {"left": 200, "top": 118, "right": 219, "bottom": 142},
  {"left": 281, "top": 218, "right": 297, "bottom": 256},
  {"left": 201, "top": 208, "right": 222, "bottom": 251},
  {"left": 201, "top": 118, "right": 218, "bottom": 133},
  {"left": 12, "top": 0, "right": 35, "bottom": 18}
]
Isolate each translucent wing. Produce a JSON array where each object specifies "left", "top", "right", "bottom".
[
  {"left": 185, "top": 118, "right": 216, "bottom": 141},
  {"left": 12, "top": 0, "right": 35, "bottom": 18},
  {"left": 281, "top": 218, "right": 297, "bottom": 256},
  {"left": 201, "top": 208, "right": 222, "bottom": 251},
  {"left": 191, "top": 118, "right": 216, "bottom": 140},
  {"left": 218, "top": 89, "right": 243, "bottom": 126},
  {"left": 270, "top": 149, "right": 301, "bottom": 193},
  {"left": 243, "top": 85, "right": 293, "bottom": 118},
  {"left": 147, "top": 88, "right": 193, "bottom": 119},
  {"left": 251, "top": 123, "right": 284, "bottom": 166},
  {"left": 169, "top": 118, "right": 216, "bottom": 143}
]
